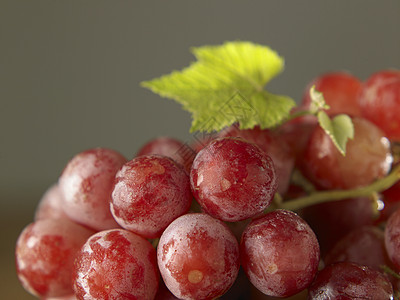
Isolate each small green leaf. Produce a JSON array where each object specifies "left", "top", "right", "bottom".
[
  {"left": 309, "top": 85, "right": 330, "bottom": 114},
  {"left": 318, "top": 111, "right": 354, "bottom": 156},
  {"left": 141, "top": 41, "right": 296, "bottom": 132}
]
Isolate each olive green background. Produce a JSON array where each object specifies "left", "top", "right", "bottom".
[{"left": 1, "top": 1, "right": 399, "bottom": 299}]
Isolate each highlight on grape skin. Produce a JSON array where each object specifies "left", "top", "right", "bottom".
[
  {"left": 110, "top": 154, "right": 193, "bottom": 239},
  {"left": 15, "top": 219, "right": 95, "bottom": 298},
  {"left": 190, "top": 137, "right": 277, "bottom": 222},
  {"left": 157, "top": 213, "right": 240, "bottom": 300},
  {"left": 58, "top": 147, "right": 127, "bottom": 231},
  {"left": 73, "top": 229, "right": 159, "bottom": 300}
]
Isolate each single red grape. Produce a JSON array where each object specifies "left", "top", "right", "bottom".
[
  {"left": 190, "top": 137, "right": 277, "bottom": 222},
  {"left": 73, "top": 229, "right": 159, "bottom": 300},
  {"left": 111, "top": 155, "right": 192, "bottom": 239},
  {"left": 59, "top": 148, "right": 127, "bottom": 231},
  {"left": 219, "top": 125, "right": 294, "bottom": 195},
  {"left": 15, "top": 219, "right": 95, "bottom": 298},
  {"left": 301, "top": 117, "right": 392, "bottom": 190},
  {"left": 157, "top": 213, "right": 240, "bottom": 300},
  {"left": 240, "top": 210, "right": 320, "bottom": 297}
]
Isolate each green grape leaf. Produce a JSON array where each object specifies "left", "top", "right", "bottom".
[
  {"left": 309, "top": 85, "right": 330, "bottom": 114},
  {"left": 318, "top": 111, "right": 354, "bottom": 156},
  {"left": 141, "top": 41, "right": 296, "bottom": 132}
]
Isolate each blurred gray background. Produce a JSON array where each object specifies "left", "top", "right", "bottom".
[{"left": 1, "top": 1, "right": 399, "bottom": 298}]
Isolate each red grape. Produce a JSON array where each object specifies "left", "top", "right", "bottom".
[
  {"left": 301, "top": 117, "right": 392, "bottom": 190},
  {"left": 301, "top": 71, "right": 363, "bottom": 117},
  {"left": 73, "top": 229, "right": 159, "bottom": 300},
  {"left": 359, "top": 69, "right": 400, "bottom": 141},
  {"left": 59, "top": 148, "right": 127, "bottom": 231},
  {"left": 15, "top": 219, "right": 95, "bottom": 298},
  {"left": 240, "top": 210, "right": 320, "bottom": 297},
  {"left": 219, "top": 125, "right": 294, "bottom": 195},
  {"left": 308, "top": 262, "right": 393, "bottom": 300},
  {"left": 157, "top": 213, "right": 240, "bottom": 300},
  {"left": 111, "top": 155, "right": 192, "bottom": 238},
  {"left": 190, "top": 137, "right": 277, "bottom": 222}
]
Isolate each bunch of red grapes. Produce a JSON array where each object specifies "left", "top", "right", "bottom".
[{"left": 15, "top": 69, "right": 400, "bottom": 299}]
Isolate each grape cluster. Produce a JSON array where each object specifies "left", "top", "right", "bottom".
[{"left": 15, "top": 69, "right": 400, "bottom": 299}]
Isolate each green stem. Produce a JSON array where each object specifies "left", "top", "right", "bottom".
[
  {"left": 290, "top": 169, "right": 316, "bottom": 194},
  {"left": 279, "top": 165, "right": 400, "bottom": 211},
  {"left": 381, "top": 265, "right": 400, "bottom": 280},
  {"left": 283, "top": 109, "right": 315, "bottom": 123}
]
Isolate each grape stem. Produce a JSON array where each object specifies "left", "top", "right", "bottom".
[
  {"left": 381, "top": 265, "right": 400, "bottom": 280},
  {"left": 277, "top": 164, "right": 400, "bottom": 211},
  {"left": 290, "top": 169, "right": 316, "bottom": 194},
  {"left": 283, "top": 109, "right": 314, "bottom": 123}
]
